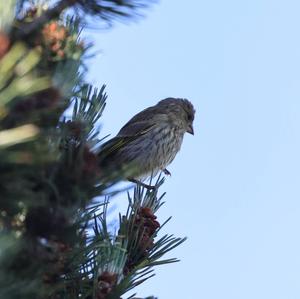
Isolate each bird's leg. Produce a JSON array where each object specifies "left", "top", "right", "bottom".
[
  {"left": 129, "top": 178, "right": 157, "bottom": 190},
  {"left": 163, "top": 168, "right": 172, "bottom": 176}
]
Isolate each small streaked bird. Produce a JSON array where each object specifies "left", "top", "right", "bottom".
[{"left": 98, "top": 98, "right": 195, "bottom": 188}]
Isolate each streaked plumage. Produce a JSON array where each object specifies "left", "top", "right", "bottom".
[{"left": 98, "top": 98, "right": 195, "bottom": 181}]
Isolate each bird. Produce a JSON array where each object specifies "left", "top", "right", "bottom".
[{"left": 98, "top": 97, "right": 195, "bottom": 189}]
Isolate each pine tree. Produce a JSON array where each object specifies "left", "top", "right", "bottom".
[{"left": 0, "top": 1, "right": 186, "bottom": 298}]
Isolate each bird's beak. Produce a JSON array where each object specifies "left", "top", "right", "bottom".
[{"left": 187, "top": 124, "right": 194, "bottom": 135}]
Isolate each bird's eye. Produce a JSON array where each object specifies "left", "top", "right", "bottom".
[{"left": 187, "top": 114, "right": 193, "bottom": 121}]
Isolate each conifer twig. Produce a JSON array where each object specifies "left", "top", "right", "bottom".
[{"left": 14, "top": 0, "right": 76, "bottom": 40}]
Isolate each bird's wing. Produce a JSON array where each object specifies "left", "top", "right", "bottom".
[
  {"left": 116, "top": 120, "right": 155, "bottom": 137},
  {"left": 99, "top": 121, "right": 154, "bottom": 158},
  {"left": 98, "top": 107, "right": 165, "bottom": 160},
  {"left": 116, "top": 106, "right": 164, "bottom": 137}
]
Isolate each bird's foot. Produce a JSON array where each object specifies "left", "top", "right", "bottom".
[
  {"left": 163, "top": 168, "right": 171, "bottom": 176},
  {"left": 129, "top": 178, "right": 157, "bottom": 190}
]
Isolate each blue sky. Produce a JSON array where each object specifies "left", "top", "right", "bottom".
[{"left": 87, "top": 1, "right": 300, "bottom": 298}]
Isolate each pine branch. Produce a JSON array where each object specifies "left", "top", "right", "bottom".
[
  {"left": 12, "top": 0, "right": 156, "bottom": 41},
  {"left": 13, "top": 0, "right": 75, "bottom": 40},
  {"left": 79, "top": 178, "right": 186, "bottom": 299},
  {"left": 0, "top": 2, "right": 187, "bottom": 299}
]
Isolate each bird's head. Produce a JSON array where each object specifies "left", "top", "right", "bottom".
[{"left": 157, "top": 98, "right": 195, "bottom": 135}]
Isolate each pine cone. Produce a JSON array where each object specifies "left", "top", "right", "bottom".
[
  {"left": 83, "top": 146, "right": 101, "bottom": 178},
  {"left": 96, "top": 271, "right": 119, "bottom": 299},
  {"left": 42, "top": 21, "right": 67, "bottom": 58},
  {"left": 0, "top": 31, "right": 10, "bottom": 59}
]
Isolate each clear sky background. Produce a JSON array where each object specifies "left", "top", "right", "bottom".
[{"left": 86, "top": 1, "right": 300, "bottom": 298}]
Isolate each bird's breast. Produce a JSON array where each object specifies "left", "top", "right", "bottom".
[{"left": 118, "top": 124, "right": 185, "bottom": 179}]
